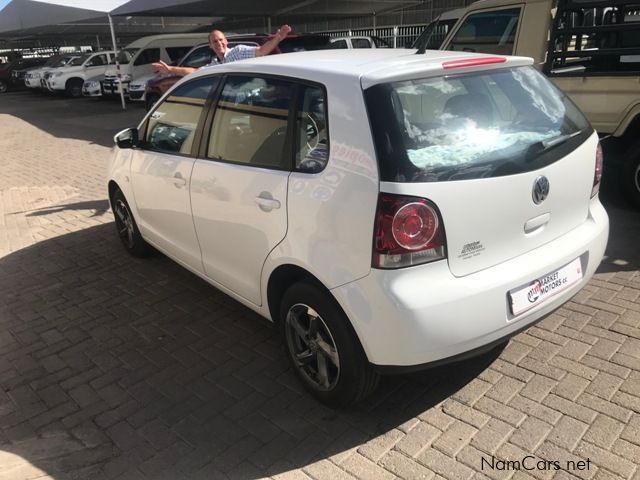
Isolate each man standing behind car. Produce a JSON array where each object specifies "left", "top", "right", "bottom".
[{"left": 152, "top": 24, "right": 292, "bottom": 75}]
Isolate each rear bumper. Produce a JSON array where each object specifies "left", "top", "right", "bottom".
[{"left": 331, "top": 198, "right": 609, "bottom": 368}]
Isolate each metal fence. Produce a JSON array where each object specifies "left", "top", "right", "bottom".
[{"left": 318, "top": 23, "right": 429, "bottom": 48}]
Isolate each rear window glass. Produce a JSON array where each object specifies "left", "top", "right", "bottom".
[
  {"left": 279, "top": 36, "right": 331, "bottom": 52},
  {"left": 364, "top": 66, "right": 591, "bottom": 182}
]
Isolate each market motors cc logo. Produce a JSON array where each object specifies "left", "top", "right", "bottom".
[{"left": 532, "top": 176, "right": 550, "bottom": 205}]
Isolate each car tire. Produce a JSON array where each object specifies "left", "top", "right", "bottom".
[
  {"left": 622, "top": 147, "right": 640, "bottom": 210},
  {"left": 112, "top": 188, "right": 153, "bottom": 257},
  {"left": 0, "top": 80, "right": 8, "bottom": 93},
  {"left": 65, "top": 78, "right": 83, "bottom": 98},
  {"left": 280, "top": 281, "right": 379, "bottom": 407},
  {"left": 145, "top": 92, "right": 160, "bottom": 111}
]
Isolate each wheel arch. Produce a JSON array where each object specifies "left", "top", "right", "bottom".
[
  {"left": 108, "top": 180, "right": 120, "bottom": 210},
  {"left": 266, "top": 263, "right": 371, "bottom": 361}
]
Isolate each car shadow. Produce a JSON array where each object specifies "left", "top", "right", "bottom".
[
  {"left": 0, "top": 91, "right": 145, "bottom": 148},
  {"left": 10, "top": 200, "right": 111, "bottom": 218},
  {"left": 0, "top": 222, "right": 503, "bottom": 479},
  {"left": 596, "top": 166, "right": 640, "bottom": 273}
]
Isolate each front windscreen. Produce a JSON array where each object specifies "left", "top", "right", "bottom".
[
  {"left": 279, "top": 36, "right": 331, "bottom": 52},
  {"left": 364, "top": 66, "right": 592, "bottom": 182},
  {"left": 114, "top": 48, "right": 139, "bottom": 64},
  {"left": 69, "top": 55, "right": 90, "bottom": 66}
]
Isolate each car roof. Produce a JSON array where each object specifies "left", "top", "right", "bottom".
[{"left": 186, "top": 49, "right": 533, "bottom": 89}]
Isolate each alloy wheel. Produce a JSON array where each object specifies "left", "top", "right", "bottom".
[
  {"left": 114, "top": 199, "right": 135, "bottom": 249},
  {"left": 285, "top": 303, "right": 340, "bottom": 391}
]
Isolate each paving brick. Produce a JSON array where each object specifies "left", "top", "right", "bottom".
[
  {"left": 576, "top": 393, "right": 633, "bottom": 423},
  {"left": 542, "top": 394, "right": 598, "bottom": 424},
  {"left": 552, "top": 374, "right": 591, "bottom": 402},
  {"left": 470, "top": 419, "right": 514, "bottom": 455},
  {"left": 519, "top": 375, "right": 558, "bottom": 403},
  {"left": 547, "top": 416, "right": 589, "bottom": 451},
  {"left": 432, "top": 420, "right": 478, "bottom": 457},
  {"left": 395, "top": 421, "right": 441, "bottom": 458},
  {"left": 379, "top": 450, "right": 435, "bottom": 480},
  {"left": 303, "top": 459, "right": 357, "bottom": 480},
  {"left": 442, "top": 400, "right": 490, "bottom": 429},
  {"left": 582, "top": 414, "right": 625, "bottom": 450},
  {"left": 417, "top": 447, "right": 474, "bottom": 480},
  {"left": 485, "top": 377, "right": 526, "bottom": 404},
  {"left": 341, "top": 452, "right": 396, "bottom": 480},
  {"left": 475, "top": 397, "right": 526, "bottom": 428},
  {"left": 584, "top": 372, "right": 624, "bottom": 401},
  {"left": 509, "top": 417, "right": 552, "bottom": 452},
  {"left": 508, "top": 395, "right": 562, "bottom": 426},
  {"left": 357, "top": 428, "right": 403, "bottom": 463},
  {"left": 574, "top": 441, "right": 636, "bottom": 479}
]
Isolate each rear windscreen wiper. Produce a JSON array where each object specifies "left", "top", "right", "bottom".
[{"left": 526, "top": 129, "right": 584, "bottom": 160}]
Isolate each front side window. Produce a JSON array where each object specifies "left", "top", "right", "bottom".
[
  {"left": 296, "top": 85, "right": 329, "bottom": 173},
  {"left": 145, "top": 77, "right": 218, "bottom": 155},
  {"left": 365, "top": 66, "right": 591, "bottom": 182},
  {"left": 447, "top": 8, "right": 521, "bottom": 55},
  {"left": 330, "top": 39, "right": 348, "bottom": 49},
  {"left": 86, "top": 54, "right": 107, "bottom": 67},
  {"left": 134, "top": 48, "right": 160, "bottom": 66},
  {"left": 207, "top": 76, "right": 293, "bottom": 169},
  {"left": 69, "top": 55, "right": 90, "bottom": 66},
  {"left": 352, "top": 38, "right": 372, "bottom": 48},
  {"left": 181, "top": 46, "right": 213, "bottom": 68}
]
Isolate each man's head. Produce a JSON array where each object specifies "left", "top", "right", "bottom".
[{"left": 209, "top": 30, "right": 228, "bottom": 59}]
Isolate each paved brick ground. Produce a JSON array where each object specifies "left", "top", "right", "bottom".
[{"left": 0, "top": 90, "right": 639, "bottom": 480}]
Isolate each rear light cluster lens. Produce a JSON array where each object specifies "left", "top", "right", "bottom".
[
  {"left": 592, "top": 141, "right": 604, "bottom": 198},
  {"left": 373, "top": 193, "right": 446, "bottom": 269}
]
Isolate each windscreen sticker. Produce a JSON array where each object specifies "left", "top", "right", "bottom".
[{"left": 458, "top": 241, "right": 485, "bottom": 260}]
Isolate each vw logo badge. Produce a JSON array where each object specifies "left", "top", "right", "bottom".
[{"left": 532, "top": 176, "right": 550, "bottom": 204}]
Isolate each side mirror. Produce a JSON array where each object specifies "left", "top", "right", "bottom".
[{"left": 114, "top": 128, "right": 139, "bottom": 149}]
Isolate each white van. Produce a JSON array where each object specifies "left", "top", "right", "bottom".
[{"left": 102, "top": 33, "right": 209, "bottom": 97}]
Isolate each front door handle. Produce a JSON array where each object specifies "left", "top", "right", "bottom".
[
  {"left": 173, "top": 172, "right": 187, "bottom": 188},
  {"left": 255, "top": 192, "right": 281, "bottom": 212}
]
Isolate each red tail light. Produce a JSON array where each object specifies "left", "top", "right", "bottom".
[
  {"left": 592, "top": 142, "right": 603, "bottom": 198},
  {"left": 373, "top": 193, "right": 446, "bottom": 269}
]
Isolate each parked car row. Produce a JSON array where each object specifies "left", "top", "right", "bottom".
[{"left": 9, "top": 32, "right": 387, "bottom": 108}]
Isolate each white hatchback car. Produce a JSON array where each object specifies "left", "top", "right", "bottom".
[{"left": 108, "top": 50, "right": 608, "bottom": 406}]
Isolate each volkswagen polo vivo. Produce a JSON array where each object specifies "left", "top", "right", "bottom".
[{"left": 107, "top": 50, "right": 609, "bottom": 406}]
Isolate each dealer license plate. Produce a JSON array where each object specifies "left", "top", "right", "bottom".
[{"left": 509, "top": 257, "right": 583, "bottom": 316}]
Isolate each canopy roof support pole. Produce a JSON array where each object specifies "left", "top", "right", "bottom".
[{"left": 108, "top": 14, "right": 126, "bottom": 111}]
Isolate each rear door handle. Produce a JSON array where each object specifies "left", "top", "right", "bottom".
[
  {"left": 255, "top": 192, "right": 281, "bottom": 212},
  {"left": 173, "top": 172, "right": 187, "bottom": 188}
]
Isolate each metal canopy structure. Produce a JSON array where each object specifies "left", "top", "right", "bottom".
[
  {"left": 110, "top": 0, "right": 419, "bottom": 18},
  {"left": 0, "top": 0, "right": 216, "bottom": 48}
]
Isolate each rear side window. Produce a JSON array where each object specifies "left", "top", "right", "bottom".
[
  {"left": 295, "top": 85, "right": 329, "bottom": 173},
  {"left": 145, "top": 77, "right": 218, "bottom": 155},
  {"left": 447, "top": 8, "right": 521, "bottom": 55},
  {"left": 134, "top": 48, "right": 160, "bottom": 66},
  {"left": 207, "top": 76, "right": 294, "bottom": 169},
  {"left": 365, "top": 66, "right": 591, "bottom": 182},
  {"left": 279, "top": 36, "right": 331, "bottom": 52}
]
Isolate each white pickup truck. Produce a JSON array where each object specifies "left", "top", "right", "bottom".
[{"left": 45, "top": 51, "right": 114, "bottom": 97}]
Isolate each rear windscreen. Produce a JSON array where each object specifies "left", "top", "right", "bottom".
[
  {"left": 279, "top": 36, "right": 331, "bottom": 52},
  {"left": 364, "top": 66, "right": 592, "bottom": 182}
]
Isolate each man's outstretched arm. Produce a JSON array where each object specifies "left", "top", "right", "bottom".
[
  {"left": 151, "top": 60, "right": 197, "bottom": 76},
  {"left": 255, "top": 24, "right": 292, "bottom": 57}
]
